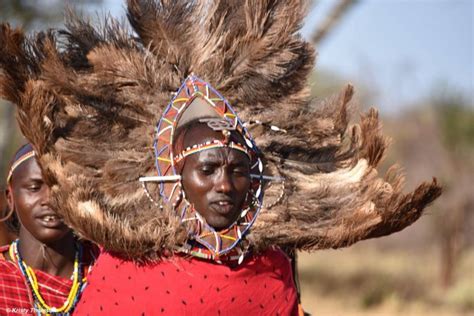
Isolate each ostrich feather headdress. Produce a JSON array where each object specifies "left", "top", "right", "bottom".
[{"left": 0, "top": 0, "right": 441, "bottom": 260}]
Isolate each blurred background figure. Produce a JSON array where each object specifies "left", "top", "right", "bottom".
[{"left": 0, "top": 0, "right": 472, "bottom": 315}]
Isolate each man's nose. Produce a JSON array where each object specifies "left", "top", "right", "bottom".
[
  {"left": 215, "top": 170, "right": 233, "bottom": 193},
  {"left": 40, "top": 186, "right": 52, "bottom": 206}
]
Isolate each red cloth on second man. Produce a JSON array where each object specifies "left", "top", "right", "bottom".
[
  {"left": 0, "top": 258, "right": 69, "bottom": 315},
  {"left": 75, "top": 247, "right": 299, "bottom": 315},
  {"left": 0, "top": 244, "right": 97, "bottom": 316}
]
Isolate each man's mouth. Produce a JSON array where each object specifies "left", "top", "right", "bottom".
[
  {"left": 37, "top": 214, "right": 64, "bottom": 228},
  {"left": 210, "top": 200, "right": 235, "bottom": 215}
]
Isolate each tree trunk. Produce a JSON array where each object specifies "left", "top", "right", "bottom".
[{"left": 440, "top": 206, "right": 465, "bottom": 289}]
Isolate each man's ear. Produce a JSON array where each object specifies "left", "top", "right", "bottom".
[{"left": 5, "top": 186, "right": 14, "bottom": 212}]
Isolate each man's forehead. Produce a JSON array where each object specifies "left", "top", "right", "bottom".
[
  {"left": 182, "top": 124, "right": 223, "bottom": 145},
  {"left": 12, "top": 159, "right": 41, "bottom": 181},
  {"left": 188, "top": 147, "right": 251, "bottom": 165},
  {"left": 183, "top": 124, "right": 245, "bottom": 146}
]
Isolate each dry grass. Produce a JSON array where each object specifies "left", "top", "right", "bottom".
[{"left": 298, "top": 241, "right": 474, "bottom": 316}]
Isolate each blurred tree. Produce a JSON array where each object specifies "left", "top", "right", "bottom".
[
  {"left": 311, "top": 0, "right": 359, "bottom": 46},
  {"left": 433, "top": 94, "right": 474, "bottom": 289},
  {"left": 383, "top": 92, "right": 473, "bottom": 289},
  {"left": 0, "top": 0, "right": 103, "bottom": 28},
  {"left": 1, "top": 0, "right": 61, "bottom": 29}
]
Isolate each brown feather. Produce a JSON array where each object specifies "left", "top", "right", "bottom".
[{"left": 0, "top": 1, "right": 441, "bottom": 260}]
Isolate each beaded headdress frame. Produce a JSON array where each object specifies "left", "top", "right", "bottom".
[{"left": 140, "top": 75, "right": 266, "bottom": 260}]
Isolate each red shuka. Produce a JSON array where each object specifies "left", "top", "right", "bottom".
[
  {"left": 75, "top": 247, "right": 299, "bottom": 315},
  {"left": 0, "top": 244, "right": 96, "bottom": 316}
]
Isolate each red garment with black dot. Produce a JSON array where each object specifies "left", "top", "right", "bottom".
[{"left": 74, "top": 247, "right": 299, "bottom": 315}]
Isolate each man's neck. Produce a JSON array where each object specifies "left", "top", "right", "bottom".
[{"left": 16, "top": 230, "right": 76, "bottom": 279}]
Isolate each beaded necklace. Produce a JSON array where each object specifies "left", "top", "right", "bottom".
[{"left": 9, "top": 239, "right": 85, "bottom": 315}]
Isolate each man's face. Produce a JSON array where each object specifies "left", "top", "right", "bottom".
[
  {"left": 6, "top": 158, "right": 70, "bottom": 244},
  {"left": 180, "top": 125, "right": 251, "bottom": 231}
]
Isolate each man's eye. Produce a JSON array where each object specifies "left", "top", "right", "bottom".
[
  {"left": 27, "top": 185, "right": 41, "bottom": 192},
  {"left": 200, "top": 167, "right": 215, "bottom": 175},
  {"left": 233, "top": 168, "right": 248, "bottom": 176}
]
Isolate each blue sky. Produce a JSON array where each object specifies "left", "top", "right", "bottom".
[
  {"left": 301, "top": 0, "right": 473, "bottom": 112},
  {"left": 103, "top": 0, "right": 473, "bottom": 113}
]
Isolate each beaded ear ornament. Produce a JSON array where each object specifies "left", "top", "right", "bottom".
[{"left": 140, "top": 75, "right": 283, "bottom": 262}]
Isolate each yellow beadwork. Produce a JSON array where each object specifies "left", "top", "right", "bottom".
[{"left": 10, "top": 241, "right": 82, "bottom": 314}]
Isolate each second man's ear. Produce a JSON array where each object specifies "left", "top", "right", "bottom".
[{"left": 4, "top": 187, "right": 14, "bottom": 214}]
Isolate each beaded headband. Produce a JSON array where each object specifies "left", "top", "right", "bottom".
[
  {"left": 1, "top": 147, "right": 36, "bottom": 222},
  {"left": 173, "top": 140, "right": 249, "bottom": 164},
  {"left": 140, "top": 75, "right": 268, "bottom": 261},
  {"left": 6, "top": 150, "right": 36, "bottom": 184}
]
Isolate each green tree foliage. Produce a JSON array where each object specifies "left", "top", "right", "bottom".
[{"left": 435, "top": 94, "right": 474, "bottom": 157}]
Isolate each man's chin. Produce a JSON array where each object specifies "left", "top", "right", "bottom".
[
  {"left": 35, "top": 228, "right": 72, "bottom": 245},
  {"left": 207, "top": 215, "right": 240, "bottom": 231}
]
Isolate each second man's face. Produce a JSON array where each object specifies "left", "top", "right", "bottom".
[{"left": 7, "top": 158, "right": 70, "bottom": 244}]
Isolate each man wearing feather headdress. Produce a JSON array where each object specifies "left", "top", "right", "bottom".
[{"left": 0, "top": 0, "right": 441, "bottom": 314}]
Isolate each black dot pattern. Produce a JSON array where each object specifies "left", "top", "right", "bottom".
[{"left": 72, "top": 248, "right": 300, "bottom": 315}]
